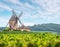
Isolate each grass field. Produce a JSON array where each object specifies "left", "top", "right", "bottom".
[{"left": 0, "top": 31, "right": 60, "bottom": 47}]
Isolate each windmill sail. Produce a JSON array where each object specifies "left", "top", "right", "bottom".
[
  {"left": 18, "top": 12, "right": 23, "bottom": 17},
  {"left": 12, "top": 10, "right": 16, "bottom": 16},
  {"left": 18, "top": 19, "right": 23, "bottom": 26}
]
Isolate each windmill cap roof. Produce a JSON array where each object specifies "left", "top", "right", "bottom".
[{"left": 9, "top": 15, "right": 17, "bottom": 21}]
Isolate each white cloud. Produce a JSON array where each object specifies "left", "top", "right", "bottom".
[
  {"left": 29, "top": 0, "right": 60, "bottom": 21},
  {"left": 24, "top": 3, "right": 35, "bottom": 10},
  {"left": 31, "top": 0, "right": 60, "bottom": 12},
  {"left": 4, "top": 0, "right": 35, "bottom": 10},
  {"left": 0, "top": 17, "right": 8, "bottom": 27},
  {"left": 23, "top": 22, "right": 34, "bottom": 26},
  {"left": 7, "top": 0, "right": 23, "bottom": 6},
  {"left": 0, "top": 2, "right": 11, "bottom": 11}
]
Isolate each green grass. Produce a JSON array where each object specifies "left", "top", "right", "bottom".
[{"left": 0, "top": 31, "right": 60, "bottom": 47}]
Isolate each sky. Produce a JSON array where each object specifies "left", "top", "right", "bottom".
[{"left": 0, "top": 0, "right": 60, "bottom": 27}]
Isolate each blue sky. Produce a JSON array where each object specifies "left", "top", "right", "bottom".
[{"left": 0, "top": 0, "right": 60, "bottom": 27}]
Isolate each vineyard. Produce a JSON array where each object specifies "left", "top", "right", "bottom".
[{"left": 0, "top": 31, "right": 60, "bottom": 47}]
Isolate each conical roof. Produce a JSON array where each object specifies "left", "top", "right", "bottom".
[{"left": 9, "top": 15, "right": 17, "bottom": 21}]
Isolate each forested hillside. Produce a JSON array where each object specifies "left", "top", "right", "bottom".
[{"left": 29, "top": 23, "right": 60, "bottom": 32}]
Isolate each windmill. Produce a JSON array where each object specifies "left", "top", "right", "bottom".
[{"left": 8, "top": 10, "right": 30, "bottom": 31}]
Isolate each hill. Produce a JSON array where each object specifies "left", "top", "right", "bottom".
[
  {"left": 0, "top": 27, "right": 5, "bottom": 31},
  {"left": 29, "top": 23, "right": 60, "bottom": 32}
]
